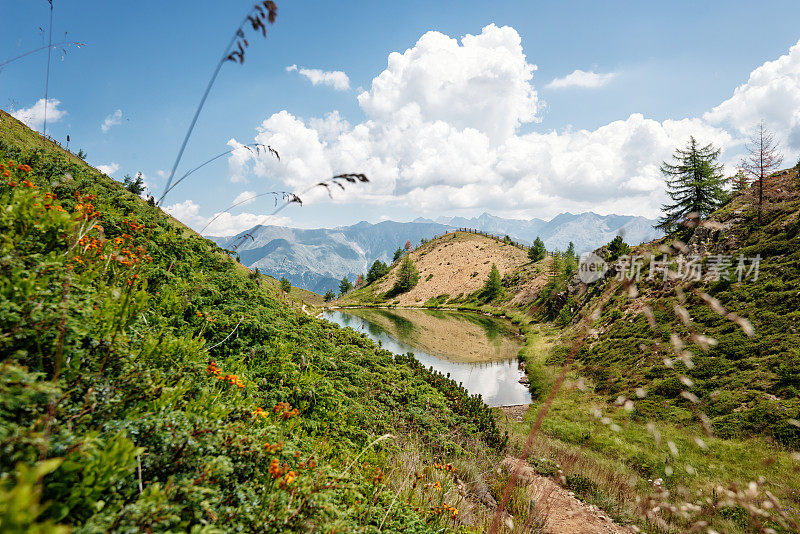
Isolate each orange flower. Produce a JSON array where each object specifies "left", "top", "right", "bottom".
[{"left": 2, "top": 170, "right": 9, "bottom": 178}]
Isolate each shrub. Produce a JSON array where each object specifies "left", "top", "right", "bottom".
[{"left": 280, "top": 277, "right": 292, "bottom": 293}]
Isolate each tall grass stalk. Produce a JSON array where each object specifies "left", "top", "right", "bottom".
[{"left": 159, "top": 2, "right": 277, "bottom": 204}]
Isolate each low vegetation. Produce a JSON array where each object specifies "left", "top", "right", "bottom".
[{"left": 0, "top": 116, "right": 531, "bottom": 532}]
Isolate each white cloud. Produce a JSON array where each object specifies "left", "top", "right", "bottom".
[
  {"left": 11, "top": 98, "right": 66, "bottom": 130},
  {"left": 704, "top": 40, "right": 800, "bottom": 150},
  {"left": 233, "top": 191, "right": 258, "bottom": 206},
  {"left": 228, "top": 29, "right": 800, "bottom": 219},
  {"left": 358, "top": 24, "right": 540, "bottom": 144},
  {"left": 164, "top": 199, "right": 290, "bottom": 236},
  {"left": 96, "top": 162, "right": 120, "bottom": 176},
  {"left": 287, "top": 64, "right": 350, "bottom": 90},
  {"left": 101, "top": 109, "right": 123, "bottom": 133},
  {"left": 545, "top": 69, "right": 616, "bottom": 89}
]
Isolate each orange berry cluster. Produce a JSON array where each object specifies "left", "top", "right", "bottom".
[
  {"left": 432, "top": 503, "right": 459, "bottom": 520},
  {"left": 433, "top": 462, "right": 455, "bottom": 472},
  {"left": 268, "top": 458, "right": 297, "bottom": 489},
  {"left": 195, "top": 311, "right": 216, "bottom": 322},
  {"left": 272, "top": 402, "right": 299, "bottom": 419},
  {"left": 0, "top": 161, "right": 31, "bottom": 179},
  {"left": 424, "top": 480, "right": 442, "bottom": 491},
  {"left": 263, "top": 440, "right": 283, "bottom": 453},
  {"left": 74, "top": 193, "right": 100, "bottom": 220},
  {"left": 206, "top": 360, "right": 245, "bottom": 388}
]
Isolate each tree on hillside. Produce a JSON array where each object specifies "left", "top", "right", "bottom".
[
  {"left": 739, "top": 121, "right": 783, "bottom": 224},
  {"left": 404, "top": 239, "right": 413, "bottom": 252},
  {"left": 366, "top": 259, "right": 390, "bottom": 284},
  {"left": 483, "top": 264, "right": 503, "bottom": 301},
  {"left": 355, "top": 274, "right": 363, "bottom": 287},
  {"left": 392, "top": 247, "right": 404, "bottom": 262},
  {"left": 280, "top": 277, "right": 292, "bottom": 293},
  {"left": 323, "top": 289, "right": 336, "bottom": 302},
  {"left": 607, "top": 235, "right": 630, "bottom": 261},
  {"left": 123, "top": 172, "right": 146, "bottom": 195},
  {"left": 339, "top": 276, "right": 353, "bottom": 297},
  {"left": 528, "top": 236, "right": 546, "bottom": 262},
  {"left": 392, "top": 256, "right": 419, "bottom": 294},
  {"left": 656, "top": 136, "right": 727, "bottom": 233},
  {"left": 564, "top": 242, "right": 577, "bottom": 278},
  {"left": 730, "top": 170, "right": 750, "bottom": 194}
]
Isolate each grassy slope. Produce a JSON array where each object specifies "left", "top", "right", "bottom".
[
  {"left": 340, "top": 167, "right": 800, "bottom": 531},
  {"left": 335, "top": 231, "right": 533, "bottom": 308},
  {"left": 0, "top": 111, "right": 520, "bottom": 532},
  {"left": 513, "top": 171, "right": 800, "bottom": 532}
]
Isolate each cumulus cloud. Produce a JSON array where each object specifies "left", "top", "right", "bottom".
[
  {"left": 164, "top": 199, "right": 290, "bottom": 236},
  {"left": 704, "top": 40, "right": 800, "bottom": 149},
  {"left": 96, "top": 162, "right": 120, "bottom": 176},
  {"left": 233, "top": 191, "right": 258, "bottom": 206},
  {"left": 545, "top": 69, "right": 616, "bottom": 89},
  {"left": 358, "top": 24, "right": 540, "bottom": 144},
  {"left": 228, "top": 28, "right": 800, "bottom": 219},
  {"left": 11, "top": 98, "right": 66, "bottom": 130},
  {"left": 287, "top": 64, "right": 350, "bottom": 90},
  {"left": 101, "top": 109, "right": 123, "bottom": 133}
]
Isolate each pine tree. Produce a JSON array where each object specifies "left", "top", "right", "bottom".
[
  {"left": 483, "top": 264, "right": 503, "bottom": 301},
  {"left": 739, "top": 121, "right": 783, "bottom": 224},
  {"left": 323, "top": 290, "right": 336, "bottom": 302},
  {"left": 564, "top": 242, "right": 577, "bottom": 278},
  {"left": 338, "top": 276, "right": 353, "bottom": 297},
  {"left": 730, "top": 170, "right": 750, "bottom": 194},
  {"left": 392, "top": 256, "right": 419, "bottom": 294},
  {"left": 392, "top": 247, "right": 404, "bottom": 262},
  {"left": 366, "top": 259, "right": 390, "bottom": 284},
  {"left": 528, "top": 236, "right": 546, "bottom": 262},
  {"left": 606, "top": 235, "right": 630, "bottom": 261},
  {"left": 656, "top": 136, "right": 727, "bottom": 233}
]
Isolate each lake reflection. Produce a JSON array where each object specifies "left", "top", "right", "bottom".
[{"left": 322, "top": 308, "right": 532, "bottom": 407}]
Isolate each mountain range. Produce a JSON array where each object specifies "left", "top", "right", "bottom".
[{"left": 210, "top": 212, "right": 662, "bottom": 294}]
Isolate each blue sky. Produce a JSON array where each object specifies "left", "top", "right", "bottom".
[{"left": 3, "top": 0, "right": 800, "bottom": 234}]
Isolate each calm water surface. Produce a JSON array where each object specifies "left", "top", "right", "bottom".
[{"left": 322, "top": 308, "right": 531, "bottom": 407}]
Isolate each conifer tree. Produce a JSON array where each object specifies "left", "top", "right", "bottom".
[
  {"left": 338, "top": 276, "right": 352, "bottom": 297},
  {"left": 392, "top": 256, "right": 420, "bottom": 294},
  {"left": 366, "top": 259, "right": 390, "bottom": 284},
  {"left": 564, "top": 242, "right": 577, "bottom": 278},
  {"left": 656, "top": 136, "right": 726, "bottom": 233},
  {"left": 483, "top": 264, "right": 503, "bottom": 301},
  {"left": 528, "top": 236, "right": 546, "bottom": 262},
  {"left": 739, "top": 121, "right": 783, "bottom": 224}
]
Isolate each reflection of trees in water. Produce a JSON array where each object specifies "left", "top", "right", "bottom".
[
  {"left": 366, "top": 320, "right": 384, "bottom": 338},
  {"left": 449, "top": 312, "right": 514, "bottom": 341},
  {"left": 376, "top": 309, "right": 417, "bottom": 341}
]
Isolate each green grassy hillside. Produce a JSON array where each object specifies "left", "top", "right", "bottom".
[
  {"left": 339, "top": 161, "right": 800, "bottom": 531},
  {"left": 0, "top": 112, "right": 513, "bottom": 532}
]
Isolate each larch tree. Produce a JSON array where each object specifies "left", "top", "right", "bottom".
[
  {"left": 656, "top": 136, "right": 727, "bottom": 234},
  {"left": 392, "top": 255, "right": 420, "bottom": 294},
  {"left": 528, "top": 236, "right": 546, "bottom": 262},
  {"left": 483, "top": 264, "right": 503, "bottom": 301},
  {"left": 739, "top": 121, "right": 783, "bottom": 224}
]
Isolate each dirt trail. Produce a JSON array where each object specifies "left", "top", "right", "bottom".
[
  {"left": 499, "top": 457, "right": 632, "bottom": 534},
  {"left": 498, "top": 408, "right": 633, "bottom": 534}
]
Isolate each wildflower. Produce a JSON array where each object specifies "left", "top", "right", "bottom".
[{"left": 2, "top": 170, "right": 9, "bottom": 178}]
